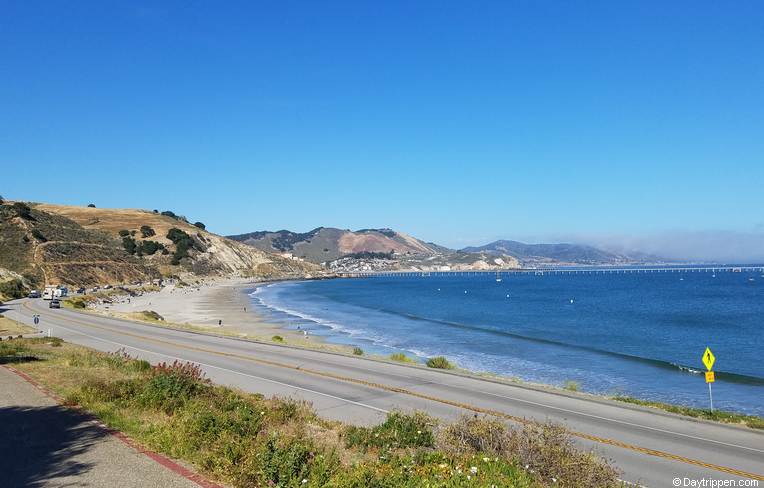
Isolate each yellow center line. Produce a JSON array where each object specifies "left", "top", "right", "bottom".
[{"left": 27, "top": 302, "right": 764, "bottom": 481}]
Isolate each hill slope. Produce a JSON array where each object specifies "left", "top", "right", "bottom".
[
  {"left": 0, "top": 202, "right": 319, "bottom": 289},
  {"left": 228, "top": 227, "right": 442, "bottom": 263},
  {"left": 462, "top": 240, "right": 630, "bottom": 266}
]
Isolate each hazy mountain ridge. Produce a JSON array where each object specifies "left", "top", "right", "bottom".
[{"left": 461, "top": 239, "right": 655, "bottom": 266}]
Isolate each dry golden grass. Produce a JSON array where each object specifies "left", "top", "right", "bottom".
[
  {"left": 0, "top": 315, "right": 36, "bottom": 335},
  {"left": 35, "top": 204, "right": 207, "bottom": 246}
]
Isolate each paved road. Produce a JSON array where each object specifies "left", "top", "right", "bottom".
[
  {"left": 4, "top": 298, "right": 764, "bottom": 487},
  {"left": 0, "top": 365, "right": 201, "bottom": 487}
]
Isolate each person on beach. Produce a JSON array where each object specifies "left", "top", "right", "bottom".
[{"left": 219, "top": 319, "right": 222, "bottom": 326}]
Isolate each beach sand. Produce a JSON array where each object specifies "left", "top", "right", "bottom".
[{"left": 91, "top": 278, "right": 353, "bottom": 353}]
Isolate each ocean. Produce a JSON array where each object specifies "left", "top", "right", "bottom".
[{"left": 247, "top": 269, "right": 764, "bottom": 416}]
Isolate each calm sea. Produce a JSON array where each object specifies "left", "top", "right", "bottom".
[{"left": 247, "top": 269, "right": 764, "bottom": 416}]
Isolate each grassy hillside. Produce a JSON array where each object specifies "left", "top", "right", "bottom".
[
  {"left": 0, "top": 202, "right": 158, "bottom": 288},
  {"left": 0, "top": 201, "right": 320, "bottom": 290}
]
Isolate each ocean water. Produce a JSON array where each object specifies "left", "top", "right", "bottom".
[{"left": 247, "top": 269, "right": 764, "bottom": 416}]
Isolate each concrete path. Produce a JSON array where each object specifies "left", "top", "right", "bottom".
[{"left": 0, "top": 366, "right": 205, "bottom": 488}]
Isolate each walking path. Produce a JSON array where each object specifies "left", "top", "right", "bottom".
[{"left": 0, "top": 366, "right": 216, "bottom": 488}]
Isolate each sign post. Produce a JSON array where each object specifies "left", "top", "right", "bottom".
[{"left": 702, "top": 347, "right": 715, "bottom": 411}]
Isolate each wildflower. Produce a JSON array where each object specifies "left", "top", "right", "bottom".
[
  {"left": 470, "top": 466, "right": 478, "bottom": 474},
  {"left": 302, "top": 480, "right": 308, "bottom": 485},
  {"left": 482, "top": 457, "right": 490, "bottom": 463},
  {"left": 551, "top": 477, "right": 557, "bottom": 483}
]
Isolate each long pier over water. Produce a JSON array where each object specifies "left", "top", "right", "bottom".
[{"left": 339, "top": 266, "right": 764, "bottom": 278}]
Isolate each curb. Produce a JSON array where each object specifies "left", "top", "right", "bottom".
[{"left": 2, "top": 365, "right": 224, "bottom": 488}]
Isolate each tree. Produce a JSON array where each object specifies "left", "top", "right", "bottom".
[
  {"left": 118, "top": 229, "right": 130, "bottom": 237},
  {"left": 193, "top": 222, "right": 206, "bottom": 230},
  {"left": 140, "top": 225, "right": 155, "bottom": 238},
  {"left": 87, "top": 203, "right": 96, "bottom": 208},
  {"left": 122, "top": 236, "right": 137, "bottom": 255},
  {"left": 0, "top": 195, "right": 4, "bottom": 204},
  {"left": 12, "top": 202, "right": 33, "bottom": 220}
]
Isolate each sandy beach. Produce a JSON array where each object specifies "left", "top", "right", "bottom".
[{"left": 91, "top": 278, "right": 352, "bottom": 353}]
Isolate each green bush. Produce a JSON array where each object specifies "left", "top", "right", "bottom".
[
  {"left": 389, "top": 353, "right": 415, "bottom": 363},
  {"left": 193, "top": 221, "right": 206, "bottom": 230},
  {"left": 118, "top": 229, "right": 130, "bottom": 237},
  {"left": 272, "top": 335, "right": 284, "bottom": 343},
  {"left": 31, "top": 228, "right": 47, "bottom": 242},
  {"left": 87, "top": 203, "right": 96, "bottom": 208},
  {"left": 426, "top": 356, "right": 454, "bottom": 369},
  {"left": 138, "top": 360, "right": 208, "bottom": 413},
  {"left": 352, "top": 347, "right": 364, "bottom": 356},
  {"left": 564, "top": 380, "right": 579, "bottom": 392},
  {"left": 122, "top": 236, "right": 137, "bottom": 255},
  {"left": 12, "top": 202, "right": 33, "bottom": 220},
  {"left": 0, "top": 279, "right": 26, "bottom": 299},
  {"left": 344, "top": 411, "right": 435, "bottom": 451},
  {"left": 139, "top": 240, "right": 164, "bottom": 256},
  {"left": 167, "top": 228, "right": 200, "bottom": 265},
  {"left": 140, "top": 225, "right": 156, "bottom": 238}
]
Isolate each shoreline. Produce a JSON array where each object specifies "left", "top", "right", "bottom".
[
  {"left": 74, "top": 277, "right": 764, "bottom": 427},
  {"left": 88, "top": 277, "right": 357, "bottom": 355}
]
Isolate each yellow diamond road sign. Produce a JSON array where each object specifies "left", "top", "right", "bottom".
[{"left": 702, "top": 347, "right": 715, "bottom": 371}]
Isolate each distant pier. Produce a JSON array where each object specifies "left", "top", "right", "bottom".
[{"left": 338, "top": 266, "right": 764, "bottom": 278}]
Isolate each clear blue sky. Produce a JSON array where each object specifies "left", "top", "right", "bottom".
[{"left": 3, "top": 1, "right": 763, "bottom": 252}]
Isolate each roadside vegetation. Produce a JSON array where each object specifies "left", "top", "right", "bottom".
[
  {"left": 426, "top": 356, "right": 455, "bottom": 370},
  {"left": 612, "top": 395, "right": 764, "bottom": 429},
  {"left": 5, "top": 338, "right": 621, "bottom": 487},
  {"left": 389, "top": 352, "right": 417, "bottom": 364},
  {"left": 0, "top": 314, "right": 36, "bottom": 336}
]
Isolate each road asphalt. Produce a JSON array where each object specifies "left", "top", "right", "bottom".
[{"left": 3, "top": 297, "right": 763, "bottom": 487}]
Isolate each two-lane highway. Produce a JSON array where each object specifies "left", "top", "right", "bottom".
[{"left": 4, "top": 298, "right": 763, "bottom": 487}]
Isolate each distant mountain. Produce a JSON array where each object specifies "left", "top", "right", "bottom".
[
  {"left": 228, "top": 228, "right": 520, "bottom": 271},
  {"left": 461, "top": 240, "right": 638, "bottom": 266},
  {"left": 228, "top": 227, "right": 442, "bottom": 263}
]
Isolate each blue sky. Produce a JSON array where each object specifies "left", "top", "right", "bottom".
[{"left": 2, "top": 1, "right": 763, "bottom": 257}]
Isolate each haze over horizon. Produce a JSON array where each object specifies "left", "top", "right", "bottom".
[{"left": 3, "top": 2, "right": 763, "bottom": 262}]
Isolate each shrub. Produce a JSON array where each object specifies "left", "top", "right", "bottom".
[
  {"left": 564, "top": 380, "right": 579, "bottom": 392},
  {"left": 87, "top": 203, "right": 96, "bottom": 208},
  {"left": 31, "top": 228, "right": 47, "bottom": 242},
  {"left": 167, "top": 228, "right": 200, "bottom": 265},
  {"left": 139, "top": 240, "right": 164, "bottom": 256},
  {"left": 141, "top": 310, "right": 164, "bottom": 321},
  {"left": 271, "top": 335, "right": 284, "bottom": 343},
  {"left": 0, "top": 279, "right": 26, "bottom": 299},
  {"left": 352, "top": 347, "right": 364, "bottom": 356},
  {"left": 118, "top": 229, "right": 130, "bottom": 237},
  {"left": 140, "top": 225, "right": 155, "bottom": 238},
  {"left": 122, "top": 236, "right": 137, "bottom": 255},
  {"left": 426, "top": 356, "right": 454, "bottom": 369},
  {"left": 437, "top": 415, "right": 620, "bottom": 487},
  {"left": 389, "top": 352, "right": 415, "bottom": 363},
  {"left": 12, "top": 202, "right": 33, "bottom": 220},
  {"left": 344, "top": 411, "right": 435, "bottom": 451},
  {"left": 139, "top": 360, "right": 208, "bottom": 413},
  {"left": 193, "top": 221, "right": 205, "bottom": 230}
]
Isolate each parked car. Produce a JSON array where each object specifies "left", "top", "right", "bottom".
[
  {"left": 28, "top": 290, "right": 41, "bottom": 298},
  {"left": 49, "top": 299, "right": 61, "bottom": 309}
]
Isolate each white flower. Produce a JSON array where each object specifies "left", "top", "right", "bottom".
[
  {"left": 482, "top": 457, "right": 490, "bottom": 462},
  {"left": 470, "top": 466, "right": 478, "bottom": 474},
  {"left": 551, "top": 477, "right": 557, "bottom": 483},
  {"left": 301, "top": 480, "right": 308, "bottom": 485}
]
